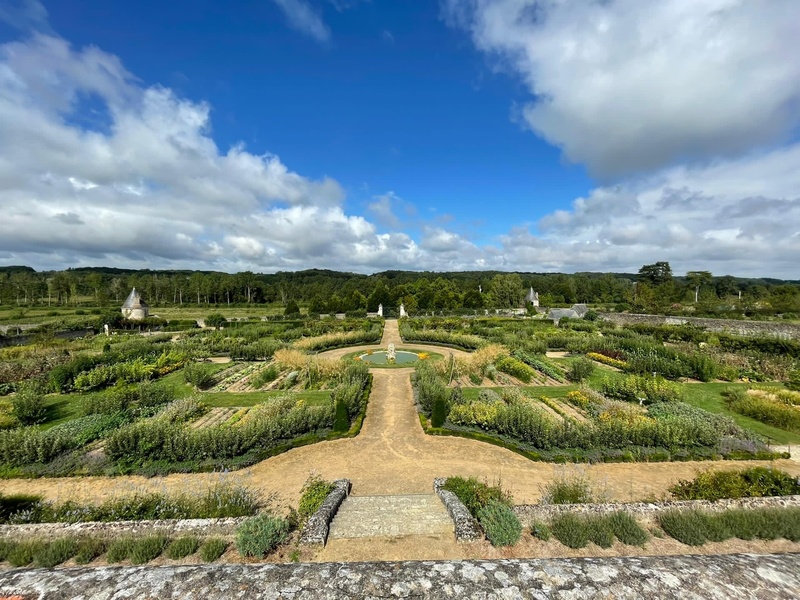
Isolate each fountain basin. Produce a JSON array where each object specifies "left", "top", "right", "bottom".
[{"left": 358, "top": 350, "right": 420, "bottom": 365}]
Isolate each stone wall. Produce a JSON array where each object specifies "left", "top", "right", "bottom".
[
  {"left": 433, "top": 478, "right": 481, "bottom": 541},
  {"left": 514, "top": 494, "right": 800, "bottom": 525},
  {"left": 0, "top": 517, "right": 246, "bottom": 542},
  {"left": 299, "top": 479, "right": 351, "bottom": 546},
  {"left": 2, "top": 554, "right": 798, "bottom": 599},
  {"left": 599, "top": 312, "right": 800, "bottom": 339}
]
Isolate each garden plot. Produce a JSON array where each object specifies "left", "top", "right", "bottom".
[
  {"left": 530, "top": 398, "right": 564, "bottom": 422},
  {"left": 207, "top": 364, "right": 248, "bottom": 392},
  {"left": 208, "top": 363, "right": 264, "bottom": 393},
  {"left": 545, "top": 397, "right": 590, "bottom": 423},
  {"left": 190, "top": 407, "right": 239, "bottom": 429}
]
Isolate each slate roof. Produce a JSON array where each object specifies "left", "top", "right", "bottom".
[{"left": 122, "top": 288, "right": 149, "bottom": 310}]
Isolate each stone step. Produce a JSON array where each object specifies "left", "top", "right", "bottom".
[{"left": 328, "top": 494, "right": 453, "bottom": 540}]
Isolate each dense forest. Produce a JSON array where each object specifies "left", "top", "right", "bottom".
[{"left": 0, "top": 263, "right": 798, "bottom": 316}]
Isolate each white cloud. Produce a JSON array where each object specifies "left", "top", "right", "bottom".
[
  {"left": 381, "top": 30, "right": 394, "bottom": 45},
  {"left": 271, "top": 0, "right": 331, "bottom": 42},
  {"left": 443, "top": 0, "right": 800, "bottom": 177},
  {"left": 1, "top": 30, "right": 799, "bottom": 278}
]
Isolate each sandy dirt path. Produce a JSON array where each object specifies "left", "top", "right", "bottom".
[{"left": 3, "top": 320, "right": 799, "bottom": 506}]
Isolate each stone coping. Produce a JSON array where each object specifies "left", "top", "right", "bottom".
[
  {"left": 299, "top": 479, "right": 351, "bottom": 546},
  {"left": 1, "top": 554, "right": 798, "bottom": 599},
  {"left": 433, "top": 478, "right": 482, "bottom": 541},
  {"left": 514, "top": 494, "right": 800, "bottom": 524}
]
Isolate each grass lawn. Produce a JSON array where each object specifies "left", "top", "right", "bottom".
[
  {"left": 681, "top": 382, "right": 800, "bottom": 445},
  {"left": 201, "top": 389, "right": 331, "bottom": 407},
  {"left": 39, "top": 394, "right": 83, "bottom": 429}
]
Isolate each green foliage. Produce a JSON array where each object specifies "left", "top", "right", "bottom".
[
  {"left": 165, "top": 536, "right": 200, "bottom": 559},
  {"left": 284, "top": 300, "right": 300, "bottom": 316},
  {"left": 586, "top": 516, "right": 615, "bottom": 548},
  {"left": 723, "top": 389, "right": 800, "bottom": 432},
  {"left": 11, "top": 380, "right": 48, "bottom": 425},
  {"left": 511, "top": 350, "right": 566, "bottom": 382},
  {"left": 2, "top": 483, "right": 259, "bottom": 524},
  {"left": 541, "top": 474, "right": 596, "bottom": 505},
  {"left": 431, "top": 393, "right": 447, "bottom": 427},
  {"left": 251, "top": 364, "right": 280, "bottom": 388},
  {"left": 6, "top": 540, "right": 42, "bottom": 567},
  {"left": 199, "top": 538, "right": 228, "bottom": 562},
  {"left": 654, "top": 508, "right": 800, "bottom": 546},
  {"left": 34, "top": 537, "right": 78, "bottom": 567},
  {"left": 787, "top": 370, "right": 800, "bottom": 391},
  {"left": 400, "top": 321, "right": 484, "bottom": 350},
  {"left": 600, "top": 375, "right": 683, "bottom": 404},
  {"left": 74, "top": 538, "right": 106, "bottom": 564},
  {"left": 495, "top": 356, "right": 536, "bottom": 383},
  {"left": 130, "top": 535, "right": 168, "bottom": 564},
  {"left": 235, "top": 513, "right": 291, "bottom": 557},
  {"left": 414, "top": 361, "right": 451, "bottom": 416},
  {"left": 669, "top": 467, "right": 800, "bottom": 501},
  {"left": 333, "top": 398, "right": 350, "bottom": 432},
  {"left": 106, "top": 537, "right": 136, "bottom": 563},
  {"left": 530, "top": 521, "right": 551, "bottom": 541},
  {"left": 477, "top": 500, "right": 522, "bottom": 547},
  {"left": 0, "top": 539, "right": 16, "bottom": 561},
  {"left": 566, "top": 358, "right": 595, "bottom": 383},
  {"left": 550, "top": 514, "right": 590, "bottom": 549},
  {"left": 441, "top": 476, "right": 512, "bottom": 517},
  {"left": 298, "top": 475, "right": 335, "bottom": 523},
  {"left": 608, "top": 511, "right": 649, "bottom": 546},
  {"left": 205, "top": 313, "right": 227, "bottom": 329},
  {"left": 183, "top": 362, "right": 216, "bottom": 390},
  {"left": 0, "top": 426, "right": 76, "bottom": 467}
]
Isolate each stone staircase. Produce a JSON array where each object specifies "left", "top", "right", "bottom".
[{"left": 328, "top": 494, "right": 453, "bottom": 540}]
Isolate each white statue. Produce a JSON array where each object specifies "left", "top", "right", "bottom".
[
  {"left": 387, "top": 343, "right": 396, "bottom": 362},
  {"left": 399, "top": 303, "right": 407, "bottom": 318},
  {"left": 104, "top": 323, "right": 110, "bottom": 337},
  {"left": 377, "top": 303, "right": 383, "bottom": 317}
]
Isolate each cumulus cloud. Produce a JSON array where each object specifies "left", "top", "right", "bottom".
[
  {"left": 0, "top": 0, "right": 51, "bottom": 33},
  {"left": 1, "top": 28, "right": 798, "bottom": 278},
  {"left": 443, "top": 0, "right": 800, "bottom": 177},
  {"left": 271, "top": 0, "right": 331, "bottom": 42}
]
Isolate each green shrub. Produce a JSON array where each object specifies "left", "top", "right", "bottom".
[
  {"left": 34, "top": 537, "right": 78, "bottom": 567},
  {"left": 723, "top": 391, "right": 800, "bottom": 432},
  {"left": 6, "top": 541, "right": 43, "bottom": 567},
  {"left": 235, "top": 514, "right": 291, "bottom": 557},
  {"left": 74, "top": 538, "right": 106, "bottom": 564},
  {"left": 183, "top": 362, "right": 216, "bottom": 390},
  {"left": 567, "top": 358, "right": 595, "bottom": 383},
  {"left": 165, "top": 536, "right": 200, "bottom": 560},
  {"left": 251, "top": 364, "right": 280, "bottom": 389},
  {"left": 657, "top": 510, "right": 709, "bottom": 546},
  {"left": 669, "top": 467, "right": 800, "bottom": 501},
  {"left": 333, "top": 399, "right": 350, "bottom": 432},
  {"left": 541, "top": 474, "right": 597, "bottom": 505},
  {"left": 550, "top": 514, "right": 590, "bottom": 549},
  {"left": 431, "top": 394, "right": 447, "bottom": 427},
  {"left": 608, "top": 512, "right": 648, "bottom": 546},
  {"left": 106, "top": 537, "right": 136, "bottom": 563},
  {"left": 530, "top": 521, "right": 551, "bottom": 541},
  {"left": 0, "top": 539, "right": 16, "bottom": 561},
  {"left": 441, "top": 477, "right": 512, "bottom": 517},
  {"left": 587, "top": 516, "right": 615, "bottom": 548},
  {"left": 496, "top": 356, "right": 536, "bottom": 383},
  {"left": 130, "top": 535, "right": 168, "bottom": 565},
  {"left": 199, "top": 538, "right": 228, "bottom": 562},
  {"left": 11, "top": 381, "right": 47, "bottom": 425},
  {"left": 298, "top": 475, "right": 335, "bottom": 523},
  {"left": 477, "top": 500, "right": 522, "bottom": 547}
]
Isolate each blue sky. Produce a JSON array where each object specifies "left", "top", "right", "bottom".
[{"left": 0, "top": 0, "right": 799, "bottom": 276}]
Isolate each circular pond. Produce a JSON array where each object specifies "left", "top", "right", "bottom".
[{"left": 358, "top": 350, "right": 420, "bottom": 365}]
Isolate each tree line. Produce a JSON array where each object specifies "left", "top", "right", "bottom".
[{"left": 0, "top": 264, "right": 797, "bottom": 315}]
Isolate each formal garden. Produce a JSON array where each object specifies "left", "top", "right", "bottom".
[{"left": 1, "top": 310, "right": 799, "bottom": 566}]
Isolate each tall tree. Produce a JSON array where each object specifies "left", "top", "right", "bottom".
[
  {"left": 489, "top": 273, "right": 524, "bottom": 308},
  {"left": 637, "top": 262, "right": 673, "bottom": 286}
]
